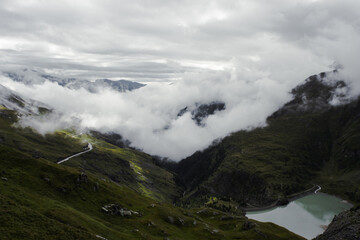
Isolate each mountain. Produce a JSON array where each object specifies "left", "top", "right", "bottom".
[
  {"left": 177, "top": 101, "right": 226, "bottom": 126},
  {"left": 271, "top": 70, "right": 349, "bottom": 116},
  {"left": 3, "top": 69, "right": 145, "bottom": 93},
  {"left": 2, "top": 69, "right": 359, "bottom": 239},
  {"left": 0, "top": 85, "right": 302, "bottom": 239},
  {"left": 66, "top": 78, "right": 145, "bottom": 93},
  {"left": 174, "top": 71, "right": 360, "bottom": 210}
]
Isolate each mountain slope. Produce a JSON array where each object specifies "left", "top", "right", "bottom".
[
  {"left": 0, "top": 89, "right": 304, "bottom": 239},
  {"left": 0, "top": 147, "right": 304, "bottom": 240},
  {"left": 176, "top": 72, "right": 360, "bottom": 209}
]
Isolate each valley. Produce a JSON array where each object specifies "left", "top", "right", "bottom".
[
  {"left": 1, "top": 1, "right": 360, "bottom": 239},
  {"left": 0, "top": 71, "right": 359, "bottom": 239}
]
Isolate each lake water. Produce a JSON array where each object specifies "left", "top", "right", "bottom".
[{"left": 246, "top": 192, "right": 352, "bottom": 239}]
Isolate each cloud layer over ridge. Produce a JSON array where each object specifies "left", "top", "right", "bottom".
[{"left": 1, "top": 0, "right": 360, "bottom": 160}]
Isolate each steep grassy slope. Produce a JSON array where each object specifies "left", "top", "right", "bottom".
[
  {"left": 176, "top": 75, "right": 360, "bottom": 208},
  {"left": 177, "top": 111, "right": 331, "bottom": 208},
  {"left": 0, "top": 108, "right": 304, "bottom": 240},
  {"left": 316, "top": 99, "right": 360, "bottom": 202},
  {"left": 0, "top": 107, "right": 180, "bottom": 203},
  {"left": 54, "top": 132, "right": 181, "bottom": 203}
]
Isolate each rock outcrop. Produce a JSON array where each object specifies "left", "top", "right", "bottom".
[
  {"left": 314, "top": 206, "right": 360, "bottom": 240},
  {"left": 101, "top": 203, "right": 140, "bottom": 217}
]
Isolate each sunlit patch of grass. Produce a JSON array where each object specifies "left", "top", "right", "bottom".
[
  {"left": 130, "top": 161, "right": 147, "bottom": 181},
  {"left": 56, "top": 130, "right": 98, "bottom": 145},
  {"left": 137, "top": 182, "right": 155, "bottom": 199}
]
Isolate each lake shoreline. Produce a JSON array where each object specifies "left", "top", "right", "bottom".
[
  {"left": 246, "top": 191, "right": 353, "bottom": 240},
  {"left": 244, "top": 185, "right": 320, "bottom": 213}
]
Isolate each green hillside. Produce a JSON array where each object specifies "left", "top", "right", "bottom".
[{"left": 0, "top": 107, "right": 304, "bottom": 240}]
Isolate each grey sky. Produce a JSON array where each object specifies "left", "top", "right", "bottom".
[{"left": 0, "top": 0, "right": 359, "bottom": 82}]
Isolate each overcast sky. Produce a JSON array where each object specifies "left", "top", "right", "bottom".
[
  {"left": 1, "top": 0, "right": 360, "bottom": 160},
  {"left": 0, "top": 0, "right": 358, "bottom": 82}
]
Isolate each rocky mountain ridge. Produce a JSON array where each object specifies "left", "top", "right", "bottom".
[
  {"left": 271, "top": 70, "right": 350, "bottom": 118},
  {"left": 315, "top": 206, "right": 360, "bottom": 240}
]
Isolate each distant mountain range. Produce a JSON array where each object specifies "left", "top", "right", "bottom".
[{"left": 2, "top": 69, "right": 145, "bottom": 93}]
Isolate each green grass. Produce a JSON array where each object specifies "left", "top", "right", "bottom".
[
  {"left": 63, "top": 137, "right": 181, "bottom": 203},
  {"left": 0, "top": 109, "right": 180, "bottom": 203},
  {"left": 0, "top": 108, "right": 305, "bottom": 239},
  {"left": 0, "top": 144, "right": 304, "bottom": 240},
  {"left": 0, "top": 110, "right": 86, "bottom": 161}
]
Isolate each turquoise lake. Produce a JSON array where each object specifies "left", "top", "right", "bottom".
[{"left": 246, "top": 192, "right": 352, "bottom": 239}]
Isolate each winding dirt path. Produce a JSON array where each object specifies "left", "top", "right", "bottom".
[{"left": 57, "top": 143, "right": 93, "bottom": 164}]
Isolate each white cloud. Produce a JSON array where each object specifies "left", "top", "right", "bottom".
[{"left": 0, "top": 0, "right": 360, "bottom": 160}]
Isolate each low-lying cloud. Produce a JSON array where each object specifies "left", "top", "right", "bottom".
[
  {"left": 0, "top": 67, "right": 289, "bottom": 160},
  {"left": 1, "top": 0, "right": 360, "bottom": 160},
  {"left": 2, "top": 58, "right": 359, "bottom": 161}
]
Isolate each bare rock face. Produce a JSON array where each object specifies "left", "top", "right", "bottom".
[
  {"left": 314, "top": 206, "right": 360, "bottom": 240},
  {"left": 3, "top": 69, "right": 145, "bottom": 93}
]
